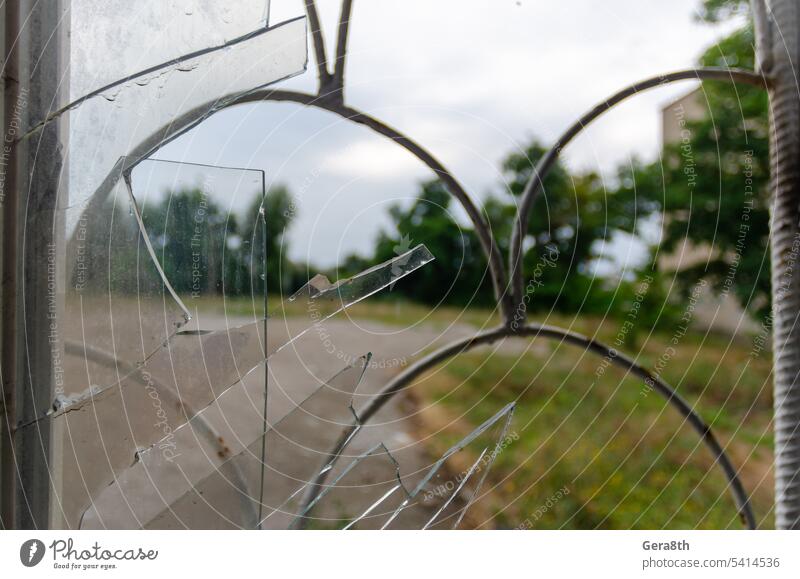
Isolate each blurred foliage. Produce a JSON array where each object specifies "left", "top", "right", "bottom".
[
  {"left": 697, "top": 0, "right": 749, "bottom": 23},
  {"left": 615, "top": 3, "right": 771, "bottom": 318},
  {"left": 346, "top": 0, "right": 770, "bottom": 327},
  {"left": 125, "top": 0, "right": 769, "bottom": 331},
  {"left": 79, "top": 185, "right": 300, "bottom": 298},
  {"left": 498, "top": 141, "right": 655, "bottom": 315},
  {"left": 349, "top": 141, "right": 666, "bottom": 322}
]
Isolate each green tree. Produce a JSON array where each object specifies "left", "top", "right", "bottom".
[
  {"left": 370, "top": 180, "right": 495, "bottom": 307},
  {"left": 366, "top": 140, "right": 648, "bottom": 314},
  {"left": 617, "top": 1, "right": 771, "bottom": 316},
  {"left": 498, "top": 141, "right": 648, "bottom": 313}
]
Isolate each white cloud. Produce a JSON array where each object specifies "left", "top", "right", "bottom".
[{"left": 321, "top": 138, "right": 430, "bottom": 179}]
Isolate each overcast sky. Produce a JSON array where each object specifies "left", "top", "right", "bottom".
[{"left": 158, "top": 0, "right": 744, "bottom": 269}]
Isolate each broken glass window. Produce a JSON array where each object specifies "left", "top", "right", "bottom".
[
  {"left": 21, "top": 4, "right": 308, "bottom": 528},
  {"left": 46, "top": 246, "right": 432, "bottom": 528}
]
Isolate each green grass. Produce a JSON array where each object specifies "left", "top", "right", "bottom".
[{"left": 407, "top": 327, "right": 775, "bottom": 529}]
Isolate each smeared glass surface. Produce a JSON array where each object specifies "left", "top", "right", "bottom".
[
  {"left": 27, "top": 16, "right": 307, "bottom": 211},
  {"left": 69, "top": 1, "right": 272, "bottom": 100}
]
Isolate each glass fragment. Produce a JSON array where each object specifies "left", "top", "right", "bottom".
[
  {"left": 383, "top": 403, "right": 515, "bottom": 529},
  {"left": 80, "top": 355, "right": 370, "bottom": 529}
]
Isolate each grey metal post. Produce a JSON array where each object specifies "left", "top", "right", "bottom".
[
  {"left": 757, "top": 0, "right": 800, "bottom": 529},
  {"left": 0, "top": 0, "right": 16, "bottom": 530},
  {"left": 0, "top": 0, "right": 68, "bottom": 529}
]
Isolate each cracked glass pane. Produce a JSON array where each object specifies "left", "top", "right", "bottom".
[
  {"left": 27, "top": 156, "right": 268, "bottom": 424},
  {"left": 59, "top": 178, "right": 191, "bottom": 396},
  {"left": 31, "top": 174, "right": 192, "bottom": 431},
  {"left": 53, "top": 243, "right": 433, "bottom": 422},
  {"left": 21, "top": 168, "right": 189, "bottom": 526},
  {"left": 17, "top": 0, "right": 312, "bottom": 531},
  {"left": 284, "top": 244, "right": 435, "bottom": 329},
  {"left": 50, "top": 243, "right": 432, "bottom": 428},
  {"left": 51, "top": 320, "right": 265, "bottom": 528},
  {"left": 80, "top": 355, "right": 370, "bottom": 529},
  {"left": 383, "top": 403, "right": 515, "bottom": 529}
]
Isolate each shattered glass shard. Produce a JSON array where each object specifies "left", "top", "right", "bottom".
[
  {"left": 80, "top": 355, "right": 370, "bottom": 529},
  {"left": 126, "top": 158, "right": 267, "bottom": 319},
  {"left": 257, "top": 356, "right": 371, "bottom": 530},
  {"left": 52, "top": 177, "right": 431, "bottom": 529},
  {"left": 54, "top": 242, "right": 434, "bottom": 424},
  {"left": 32, "top": 0, "right": 309, "bottom": 531},
  {"left": 65, "top": 176, "right": 191, "bottom": 354},
  {"left": 33, "top": 15, "right": 307, "bottom": 211},
  {"left": 38, "top": 176, "right": 192, "bottom": 428},
  {"left": 50, "top": 320, "right": 267, "bottom": 528},
  {"left": 75, "top": 315, "right": 506, "bottom": 531},
  {"left": 286, "top": 244, "right": 436, "bottom": 321},
  {"left": 383, "top": 403, "right": 515, "bottom": 529},
  {"left": 30, "top": 155, "right": 267, "bottom": 426},
  {"left": 40, "top": 232, "right": 431, "bottom": 527},
  {"left": 293, "top": 444, "right": 411, "bottom": 530},
  {"left": 422, "top": 448, "right": 489, "bottom": 530}
]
